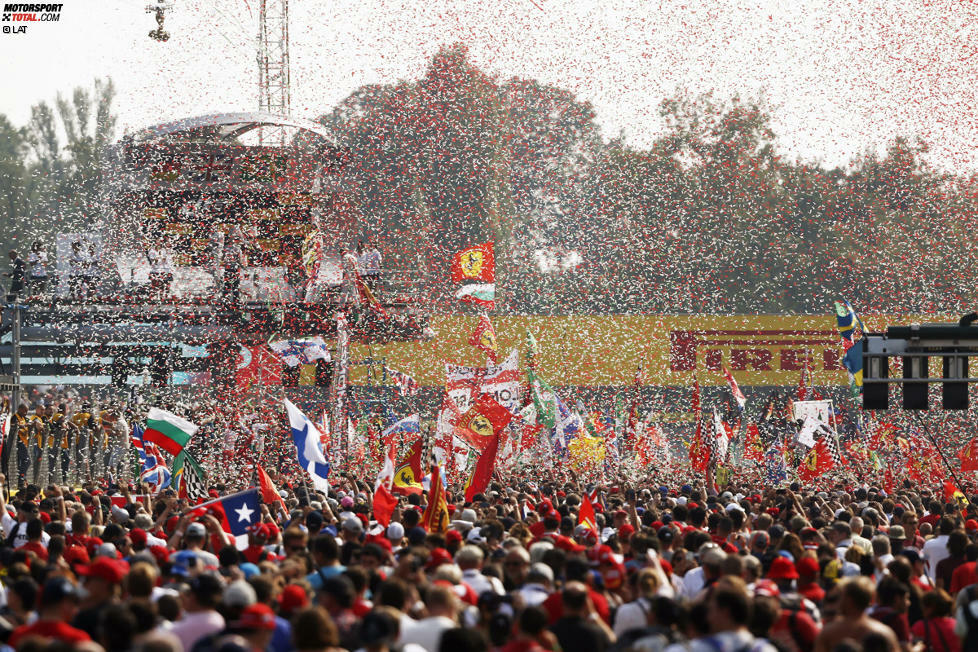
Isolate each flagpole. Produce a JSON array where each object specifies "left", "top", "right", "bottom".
[{"left": 924, "top": 416, "right": 965, "bottom": 491}]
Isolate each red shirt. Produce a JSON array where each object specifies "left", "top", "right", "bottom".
[
  {"left": 17, "top": 541, "right": 49, "bottom": 562},
  {"left": 10, "top": 620, "right": 91, "bottom": 647},
  {"left": 797, "top": 581, "right": 825, "bottom": 605},
  {"left": 542, "top": 587, "right": 610, "bottom": 625},
  {"left": 911, "top": 617, "right": 961, "bottom": 652},
  {"left": 950, "top": 561, "right": 978, "bottom": 595},
  {"left": 770, "top": 608, "right": 819, "bottom": 652}
]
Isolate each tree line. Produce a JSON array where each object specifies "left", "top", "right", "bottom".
[{"left": 3, "top": 47, "right": 977, "bottom": 316}]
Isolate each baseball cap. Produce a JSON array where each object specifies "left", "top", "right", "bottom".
[
  {"left": 387, "top": 522, "right": 405, "bottom": 541},
  {"left": 767, "top": 557, "right": 799, "bottom": 580},
  {"left": 186, "top": 522, "right": 207, "bottom": 538},
  {"left": 342, "top": 517, "right": 363, "bottom": 534},
  {"left": 76, "top": 557, "right": 130, "bottom": 584},
  {"left": 426, "top": 547, "right": 453, "bottom": 571},
  {"left": 279, "top": 584, "right": 309, "bottom": 614},
  {"left": 234, "top": 603, "right": 277, "bottom": 631},
  {"left": 42, "top": 577, "right": 82, "bottom": 603}
]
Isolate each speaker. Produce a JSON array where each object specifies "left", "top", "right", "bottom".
[{"left": 903, "top": 356, "right": 928, "bottom": 410}]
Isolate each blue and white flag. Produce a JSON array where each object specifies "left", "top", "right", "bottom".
[
  {"left": 382, "top": 413, "right": 421, "bottom": 440},
  {"left": 284, "top": 399, "right": 330, "bottom": 492},
  {"left": 269, "top": 337, "right": 332, "bottom": 367}
]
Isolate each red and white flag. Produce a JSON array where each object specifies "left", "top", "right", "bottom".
[{"left": 721, "top": 364, "right": 747, "bottom": 411}]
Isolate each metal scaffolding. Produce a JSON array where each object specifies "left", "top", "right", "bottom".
[{"left": 257, "top": 0, "right": 291, "bottom": 141}]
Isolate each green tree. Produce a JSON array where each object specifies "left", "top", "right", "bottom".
[
  {"left": 23, "top": 78, "right": 116, "bottom": 243},
  {"left": 0, "top": 116, "right": 28, "bottom": 245}
]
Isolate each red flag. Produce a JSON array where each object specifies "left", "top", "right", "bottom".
[
  {"left": 451, "top": 242, "right": 495, "bottom": 284},
  {"left": 455, "top": 394, "right": 513, "bottom": 451},
  {"left": 743, "top": 423, "right": 764, "bottom": 463},
  {"left": 944, "top": 481, "right": 969, "bottom": 507},
  {"left": 422, "top": 465, "right": 450, "bottom": 533},
  {"left": 464, "top": 430, "right": 501, "bottom": 502},
  {"left": 959, "top": 438, "right": 978, "bottom": 473},
  {"left": 373, "top": 483, "right": 397, "bottom": 527},
  {"left": 257, "top": 467, "right": 287, "bottom": 513},
  {"left": 235, "top": 345, "right": 282, "bottom": 395},
  {"left": 578, "top": 492, "right": 598, "bottom": 534},
  {"left": 393, "top": 440, "right": 424, "bottom": 496},
  {"left": 467, "top": 314, "right": 498, "bottom": 363},
  {"left": 354, "top": 271, "right": 387, "bottom": 317},
  {"left": 798, "top": 439, "right": 835, "bottom": 482},
  {"left": 688, "top": 380, "right": 710, "bottom": 473}
]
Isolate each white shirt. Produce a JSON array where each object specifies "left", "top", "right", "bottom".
[
  {"left": 27, "top": 252, "right": 47, "bottom": 278},
  {"left": 665, "top": 630, "right": 778, "bottom": 652},
  {"left": 170, "top": 610, "right": 225, "bottom": 651},
  {"left": 517, "top": 583, "right": 551, "bottom": 607},
  {"left": 614, "top": 597, "right": 652, "bottom": 636},
  {"left": 461, "top": 568, "right": 504, "bottom": 597},
  {"left": 399, "top": 615, "right": 456, "bottom": 651},
  {"left": 1, "top": 512, "right": 51, "bottom": 549},
  {"left": 923, "top": 535, "right": 950, "bottom": 580},
  {"left": 681, "top": 566, "right": 706, "bottom": 599}
]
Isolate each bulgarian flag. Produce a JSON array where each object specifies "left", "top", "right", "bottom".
[
  {"left": 456, "top": 283, "right": 495, "bottom": 309},
  {"left": 144, "top": 408, "right": 198, "bottom": 456}
]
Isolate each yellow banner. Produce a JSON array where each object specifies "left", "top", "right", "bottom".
[{"left": 348, "top": 314, "right": 947, "bottom": 388}]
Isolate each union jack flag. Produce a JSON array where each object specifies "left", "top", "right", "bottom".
[{"left": 135, "top": 425, "right": 170, "bottom": 494}]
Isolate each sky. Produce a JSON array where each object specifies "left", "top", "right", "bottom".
[{"left": 1, "top": 0, "right": 977, "bottom": 173}]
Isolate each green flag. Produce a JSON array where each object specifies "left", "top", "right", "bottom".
[
  {"left": 172, "top": 450, "right": 208, "bottom": 502},
  {"left": 526, "top": 368, "right": 556, "bottom": 429}
]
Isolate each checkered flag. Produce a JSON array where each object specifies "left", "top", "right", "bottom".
[
  {"left": 819, "top": 430, "right": 844, "bottom": 470},
  {"left": 174, "top": 451, "right": 209, "bottom": 502}
]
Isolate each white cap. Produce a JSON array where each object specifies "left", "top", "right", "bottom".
[{"left": 387, "top": 522, "right": 405, "bottom": 541}]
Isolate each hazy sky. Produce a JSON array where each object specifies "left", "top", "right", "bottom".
[{"left": 2, "top": 0, "right": 976, "bottom": 172}]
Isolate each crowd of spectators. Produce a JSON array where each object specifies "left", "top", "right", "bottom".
[{"left": 0, "top": 466, "right": 976, "bottom": 652}]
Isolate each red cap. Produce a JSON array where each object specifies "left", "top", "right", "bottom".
[
  {"left": 767, "top": 557, "right": 799, "bottom": 580},
  {"left": 552, "top": 535, "right": 586, "bottom": 554},
  {"left": 76, "top": 557, "right": 130, "bottom": 584},
  {"left": 148, "top": 545, "right": 170, "bottom": 566},
  {"left": 235, "top": 603, "right": 277, "bottom": 630},
  {"left": 445, "top": 530, "right": 463, "bottom": 546},
  {"left": 447, "top": 505, "right": 457, "bottom": 515},
  {"left": 278, "top": 584, "right": 309, "bottom": 614},
  {"left": 588, "top": 544, "right": 614, "bottom": 565},
  {"left": 426, "top": 548, "right": 453, "bottom": 570},
  {"left": 38, "top": 512, "right": 51, "bottom": 524},
  {"left": 619, "top": 524, "right": 635, "bottom": 540},
  {"left": 966, "top": 519, "right": 978, "bottom": 533},
  {"left": 129, "top": 528, "right": 148, "bottom": 547},
  {"left": 754, "top": 578, "right": 780, "bottom": 598},
  {"left": 796, "top": 556, "right": 820, "bottom": 577},
  {"left": 63, "top": 545, "right": 90, "bottom": 567}
]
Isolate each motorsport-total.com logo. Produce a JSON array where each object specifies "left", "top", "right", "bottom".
[{"left": 2, "top": 3, "right": 63, "bottom": 35}]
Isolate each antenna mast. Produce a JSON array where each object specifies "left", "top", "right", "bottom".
[{"left": 257, "top": 0, "right": 291, "bottom": 141}]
